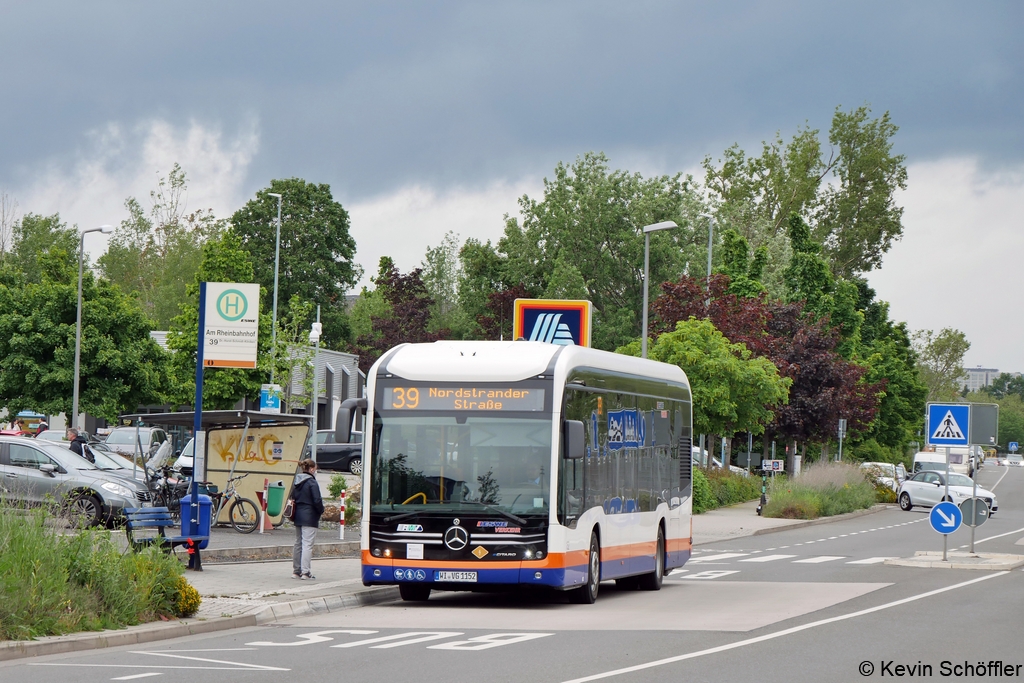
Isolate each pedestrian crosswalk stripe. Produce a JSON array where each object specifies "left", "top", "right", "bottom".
[
  {"left": 687, "top": 553, "right": 748, "bottom": 563},
  {"left": 792, "top": 556, "right": 846, "bottom": 564},
  {"left": 739, "top": 554, "right": 798, "bottom": 563},
  {"left": 846, "top": 557, "right": 895, "bottom": 565}
]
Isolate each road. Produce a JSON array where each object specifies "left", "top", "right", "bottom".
[{"left": 5, "top": 466, "right": 1023, "bottom": 683}]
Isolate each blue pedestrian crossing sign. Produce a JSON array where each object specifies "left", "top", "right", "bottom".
[
  {"left": 1010, "top": 442, "right": 1019, "bottom": 453},
  {"left": 929, "top": 501, "right": 963, "bottom": 535},
  {"left": 927, "top": 403, "right": 970, "bottom": 447}
]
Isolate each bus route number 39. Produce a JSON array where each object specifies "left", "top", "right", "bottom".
[{"left": 390, "top": 387, "right": 420, "bottom": 409}]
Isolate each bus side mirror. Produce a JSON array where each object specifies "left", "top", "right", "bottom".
[
  {"left": 563, "top": 420, "right": 585, "bottom": 460},
  {"left": 335, "top": 398, "right": 367, "bottom": 444}
]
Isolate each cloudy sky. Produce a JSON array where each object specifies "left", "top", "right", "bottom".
[{"left": 2, "top": 1, "right": 1021, "bottom": 369}]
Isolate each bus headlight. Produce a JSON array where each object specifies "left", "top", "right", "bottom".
[{"left": 372, "top": 548, "right": 382, "bottom": 557}]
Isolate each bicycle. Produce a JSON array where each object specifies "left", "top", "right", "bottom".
[{"left": 201, "top": 472, "right": 261, "bottom": 534}]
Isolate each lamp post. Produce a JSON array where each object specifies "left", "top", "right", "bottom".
[
  {"left": 71, "top": 225, "right": 114, "bottom": 429},
  {"left": 705, "top": 216, "right": 715, "bottom": 309},
  {"left": 268, "top": 192, "right": 282, "bottom": 383},
  {"left": 308, "top": 307, "right": 322, "bottom": 463},
  {"left": 641, "top": 221, "right": 678, "bottom": 359}
]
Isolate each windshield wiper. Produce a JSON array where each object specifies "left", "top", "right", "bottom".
[
  {"left": 383, "top": 510, "right": 422, "bottom": 524},
  {"left": 457, "top": 501, "right": 527, "bottom": 526}
]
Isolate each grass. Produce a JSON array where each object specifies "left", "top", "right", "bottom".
[
  {"left": 0, "top": 503, "right": 190, "bottom": 640},
  {"left": 762, "top": 461, "right": 877, "bottom": 519}
]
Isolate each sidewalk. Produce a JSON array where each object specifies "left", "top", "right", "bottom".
[
  {"left": 1, "top": 500, "right": 888, "bottom": 662},
  {"left": 693, "top": 500, "right": 890, "bottom": 545}
]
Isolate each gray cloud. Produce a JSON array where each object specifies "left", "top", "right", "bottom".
[{"left": 2, "top": 1, "right": 1021, "bottom": 201}]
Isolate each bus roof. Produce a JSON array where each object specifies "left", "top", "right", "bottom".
[{"left": 378, "top": 340, "right": 689, "bottom": 388}]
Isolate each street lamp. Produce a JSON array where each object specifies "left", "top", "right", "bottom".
[
  {"left": 641, "top": 220, "right": 678, "bottom": 359},
  {"left": 71, "top": 225, "right": 114, "bottom": 429},
  {"left": 705, "top": 216, "right": 715, "bottom": 309},
  {"left": 268, "top": 192, "right": 282, "bottom": 383},
  {"left": 308, "top": 307, "right": 322, "bottom": 463}
]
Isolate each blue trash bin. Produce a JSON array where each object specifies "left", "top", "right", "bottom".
[{"left": 180, "top": 494, "right": 213, "bottom": 549}]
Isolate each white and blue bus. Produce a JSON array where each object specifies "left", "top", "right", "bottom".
[{"left": 337, "top": 340, "right": 693, "bottom": 603}]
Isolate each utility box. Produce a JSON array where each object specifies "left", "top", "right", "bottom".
[
  {"left": 180, "top": 494, "right": 213, "bottom": 549},
  {"left": 266, "top": 480, "right": 286, "bottom": 517}
]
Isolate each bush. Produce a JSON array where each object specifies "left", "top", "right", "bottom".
[
  {"left": 174, "top": 576, "right": 202, "bottom": 617},
  {"left": 327, "top": 473, "right": 348, "bottom": 499},
  {"left": 705, "top": 467, "right": 761, "bottom": 507},
  {"left": 692, "top": 469, "right": 716, "bottom": 514},
  {"left": 763, "top": 462, "right": 876, "bottom": 519},
  {"left": 691, "top": 467, "right": 760, "bottom": 514},
  {"left": 0, "top": 503, "right": 187, "bottom": 640}
]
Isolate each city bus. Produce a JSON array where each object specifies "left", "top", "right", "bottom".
[{"left": 337, "top": 340, "right": 693, "bottom": 604}]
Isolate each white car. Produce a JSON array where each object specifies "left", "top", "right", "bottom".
[
  {"left": 1005, "top": 454, "right": 1024, "bottom": 468},
  {"left": 897, "top": 471, "right": 998, "bottom": 515},
  {"left": 860, "top": 462, "right": 900, "bottom": 491}
]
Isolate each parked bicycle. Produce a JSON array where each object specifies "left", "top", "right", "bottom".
[
  {"left": 150, "top": 465, "right": 190, "bottom": 521},
  {"left": 200, "top": 472, "right": 260, "bottom": 534}
]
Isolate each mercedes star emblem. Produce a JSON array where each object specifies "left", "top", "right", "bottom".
[{"left": 444, "top": 525, "right": 469, "bottom": 551}]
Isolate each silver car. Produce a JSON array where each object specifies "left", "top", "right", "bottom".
[{"left": 0, "top": 436, "right": 151, "bottom": 526}]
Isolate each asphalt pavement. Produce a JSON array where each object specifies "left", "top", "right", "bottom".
[{"left": 5, "top": 466, "right": 1023, "bottom": 683}]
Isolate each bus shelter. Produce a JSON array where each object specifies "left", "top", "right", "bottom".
[{"left": 119, "top": 410, "right": 312, "bottom": 526}]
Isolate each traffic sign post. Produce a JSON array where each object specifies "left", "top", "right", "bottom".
[
  {"left": 930, "top": 501, "right": 962, "bottom": 562},
  {"left": 837, "top": 418, "right": 847, "bottom": 462}
]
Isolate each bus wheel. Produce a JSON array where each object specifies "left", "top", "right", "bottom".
[
  {"left": 571, "top": 532, "right": 601, "bottom": 604},
  {"left": 638, "top": 528, "right": 665, "bottom": 591},
  {"left": 399, "top": 584, "right": 431, "bottom": 602}
]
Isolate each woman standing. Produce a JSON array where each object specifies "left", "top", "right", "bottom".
[{"left": 290, "top": 459, "right": 324, "bottom": 580}]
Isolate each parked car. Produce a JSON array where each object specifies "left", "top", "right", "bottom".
[
  {"left": 306, "top": 430, "right": 363, "bottom": 474},
  {"left": 103, "top": 426, "right": 169, "bottom": 459},
  {"left": 897, "top": 470, "right": 998, "bottom": 515},
  {"left": 0, "top": 436, "right": 151, "bottom": 526},
  {"left": 860, "top": 462, "right": 901, "bottom": 491}
]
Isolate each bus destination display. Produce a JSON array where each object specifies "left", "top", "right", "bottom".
[{"left": 383, "top": 386, "right": 545, "bottom": 412}]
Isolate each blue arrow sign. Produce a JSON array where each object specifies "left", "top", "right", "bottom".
[
  {"left": 929, "top": 501, "right": 963, "bottom": 535},
  {"left": 927, "top": 403, "right": 970, "bottom": 447}
]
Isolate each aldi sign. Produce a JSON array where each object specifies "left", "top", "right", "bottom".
[{"left": 513, "top": 299, "right": 593, "bottom": 347}]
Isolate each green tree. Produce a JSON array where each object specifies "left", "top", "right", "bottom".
[
  {"left": 231, "top": 179, "right": 360, "bottom": 349},
  {"left": 913, "top": 328, "right": 970, "bottom": 402},
  {"left": 166, "top": 232, "right": 273, "bottom": 409},
  {"left": 501, "top": 152, "right": 704, "bottom": 350},
  {"left": 9, "top": 213, "right": 78, "bottom": 284},
  {"left": 717, "top": 228, "right": 767, "bottom": 298},
  {"left": 618, "top": 318, "right": 790, "bottom": 437},
  {"left": 702, "top": 106, "right": 907, "bottom": 282},
  {"left": 783, "top": 213, "right": 862, "bottom": 357},
  {"left": 0, "top": 248, "right": 167, "bottom": 420},
  {"left": 855, "top": 282, "right": 927, "bottom": 451},
  {"left": 421, "top": 231, "right": 474, "bottom": 338},
  {"left": 98, "top": 164, "right": 224, "bottom": 328},
  {"left": 814, "top": 106, "right": 908, "bottom": 277}
]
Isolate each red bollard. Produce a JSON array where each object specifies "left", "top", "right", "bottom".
[{"left": 339, "top": 490, "right": 346, "bottom": 540}]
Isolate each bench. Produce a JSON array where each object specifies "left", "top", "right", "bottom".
[{"left": 124, "top": 507, "right": 208, "bottom": 571}]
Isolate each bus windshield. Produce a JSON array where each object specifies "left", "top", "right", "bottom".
[{"left": 370, "top": 415, "right": 551, "bottom": 516}]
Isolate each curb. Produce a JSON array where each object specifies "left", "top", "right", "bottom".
[
  {"left": 750, "top": 504, "right": 892, "bottom": 536},
  {"left": 201, "top": 540, "right": 361, "bottom": 564},
  {"left": 884, "top": 552, "right": 1024, "bottom": 571},
  {"left": 693, "top": 504, "right": 892, "bottom": 547},
  {"left": 0, "top": 585, "right": 399, "bottom": 663}
]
